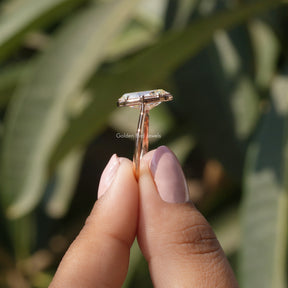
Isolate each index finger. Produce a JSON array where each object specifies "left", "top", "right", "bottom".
[{"left": 49, "top": 156, "right": 138, "bottom": 288}]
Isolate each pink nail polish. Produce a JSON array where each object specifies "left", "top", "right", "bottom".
[
  {"left": 98, "top": 154, "right": 120, "bottom": 199},
  {"left": 150, "top": 146, "right": 189, "bottom": 203}
]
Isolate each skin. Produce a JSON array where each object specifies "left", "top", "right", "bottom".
[{"left": 49, "top": 148, "right": 239, "bottom": 288}]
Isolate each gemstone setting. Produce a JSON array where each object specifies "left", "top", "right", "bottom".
[{"left": 117, "top": 89, "right": 173, "bottom": 109}]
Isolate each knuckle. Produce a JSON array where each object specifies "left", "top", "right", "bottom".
[
  {"left": 83, "top": 213, "right": 132, "bottom": 251},
  {"left": 168, "top": 215, "right": 222, "bottom": 258}
]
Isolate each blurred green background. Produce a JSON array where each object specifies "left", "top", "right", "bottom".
[{"left": 0, "top": 0, "right": 287, "bottom": 287}]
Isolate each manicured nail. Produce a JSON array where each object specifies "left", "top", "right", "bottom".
[
  {"left": 98, "top": 154, "right": 120, "bottom": 199},
  {"left": 150, "top": 146, "right": 189, "bottom": 203}
]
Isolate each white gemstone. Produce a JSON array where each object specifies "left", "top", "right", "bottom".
[{"left": 118, "top": 89, "right": 172, "bottom": 109}]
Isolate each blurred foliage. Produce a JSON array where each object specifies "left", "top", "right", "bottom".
[{"left": 0, "top": 0, "right": 287, "bottom": 287}]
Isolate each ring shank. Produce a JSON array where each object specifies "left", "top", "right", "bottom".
[{"left": 133, "top": 103, "right": 149, "bottom": 180}]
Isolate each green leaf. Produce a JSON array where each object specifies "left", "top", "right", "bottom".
[
  {"left": 8, "top": 214, "right": 35, "bottom": 259},
  {"left": 105, "top": 19, "right": 158, "bottom": 62},
  {"left": 0, "top": 0, "right": 139, "bottom": 218},
  {"left": 0, "top": 62, "right": 33, "bottom": 108},
  {"left": 45, "top": 149, "right": 84, "bottom": 218},
  {"left": 214, "top": 28, "right": 259, "bottom": 140},
  {"left": 212, "top": 207, "right": 240, "bottom": 257},
  {"left": 0, "top": 0, "right": 89, "bottom": 62},
  {"left": 50, "top": 0, "right": 285, "bottom": 169},
  {"left": 240, "top": 76, "right": 288, "bottom": 288},
  {"left": 167, "top": 134, "right": 196, "bottom": 164},
  {"left": 249, "top": 20, "right": 280, "bottom": 91}
]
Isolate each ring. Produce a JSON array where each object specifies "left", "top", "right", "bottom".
[{"left": 117, "top": 89, "right": 173, "bottom": 179}]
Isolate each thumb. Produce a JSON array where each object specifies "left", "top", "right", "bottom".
[{"left": 137, "top": 146, "right": 238, "bottom": 288}]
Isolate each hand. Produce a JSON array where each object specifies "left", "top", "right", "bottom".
[{"left": 49, "top": 146, "right": 239, "bottom": 288}]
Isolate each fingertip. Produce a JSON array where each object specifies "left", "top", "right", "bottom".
[
  {"left": 98, "top": 154, "right": 120, "bottom": 199},
  {"left": 141, "top": 146, "right": 189, "bottom": 203},
  {"left": 98, "top": 155, "right": 134, "bottom": 199},
  {"left": 141, "top": 148, "right": 155, "bottom": 164}
]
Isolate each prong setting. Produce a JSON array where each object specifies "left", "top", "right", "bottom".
[{"left": 117, "top": 89, "right": 173, "bottom": 109}]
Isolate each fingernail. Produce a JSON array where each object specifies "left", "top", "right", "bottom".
[
  {"left": 150, "top": 146, "right": 189, "bottom": 203},
  {"left": 98, "top": 154, "right": 120, "bottom": 199}
]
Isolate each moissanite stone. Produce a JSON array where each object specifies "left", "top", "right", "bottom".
[{"left": 117, "top": 89, "right": 173, "bottom": 109}]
